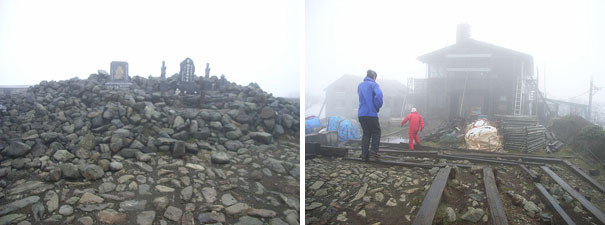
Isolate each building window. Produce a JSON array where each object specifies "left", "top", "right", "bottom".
[
  {"left": 429, "top": 63, "right": 446, "bottom": 78},
  {"left": 446, "top": 57, "right": 491, "bottom": 77}
]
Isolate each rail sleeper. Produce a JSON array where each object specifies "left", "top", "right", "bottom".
[
  {"left": 541, "top": 166, "right": 605, "bottom": 224},
  {"left": 412, "top": 167, "right": 451, "bottom": 225},
  {"left": 483, "top": 167, "right": 509, "bottom": 225},
  {"left": 534, "top": 183, "right": 576, "bottom": 225}
]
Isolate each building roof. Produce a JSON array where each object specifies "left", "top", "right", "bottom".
[
  {"left": 324, "top": 74, "right": 406, "bottom": 96},
  {"left": 545, "top": 98, "right": 588, "bottom": 108},
  {"left": 417, "top": 38, "right": 533, "bottom": 63}
]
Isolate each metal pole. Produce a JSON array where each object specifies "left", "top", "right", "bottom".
[
  {"left": 318, "top": 99, "right": 327, "bottom": 119},
  {"left": 589, "top": 77, "right": 593, "bottom": 121},
  {"left": 459, "top": 74, "right": 469, "bottom": 117},
  {"left": 401, "top": 78, "right": 410, "bottom": 117}
]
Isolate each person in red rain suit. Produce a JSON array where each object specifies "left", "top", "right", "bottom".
[{"left": 400, "top": 108, "right": 424, "bottom": 150}]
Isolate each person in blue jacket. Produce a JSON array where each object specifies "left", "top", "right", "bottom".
[{"left": 357, "top": 70, "right": 383, "bottom": 161}]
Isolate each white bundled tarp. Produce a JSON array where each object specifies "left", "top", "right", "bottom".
[{"left": 465, "top": 119, "right": 502, "bottom": 152}]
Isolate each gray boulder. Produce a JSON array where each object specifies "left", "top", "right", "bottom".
[
  {"left": 119, "top": 148, "right": 141, "bottom": 158},
  {"left": 259, "top": 107, "right": 275, "bottom": 119},
  {"left": 53, "top": 150, "right": 75, "bottom": 162},
  {"left": 211, "top": 151, "right": 231, "bottom": 164},
  {"left": 3, "top": 141, "right": 31, "bottom": 157},
  {"left": 249, "top": 132, "right": 273, "bottom": 144},
  {"left": 80, "top": 164, "right": 104, "bottom": 180},
  {"left": 60, "top": 163, "right": 81, "bottom": 179},
  {"left": 40, "top": 132, "right": 59, "bottom": 143},
  {"left": 460, "top": 208, "right": 484, "bottom": 223},
  {"left": 224, "top": 140, "right": 243, "bottom": 152},
  {"left": 79, "top": 133, "right": 96, "bottom": 150},
  {"left": 172, "top": 141, "right": 185, "bottom": 158}
]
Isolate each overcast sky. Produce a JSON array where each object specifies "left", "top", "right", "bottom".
[
  {"left": 306, "top": 0, "right": 605, "bottom": 105},
  {"left": 0, "top": 0, "right": 301, "bottom": 98}
]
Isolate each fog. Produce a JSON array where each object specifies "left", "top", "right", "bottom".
[
  {"left": 0, "top": 0, "right": 301, "bottom": 98},
  {"left": 306, "top": 0, "right": 605, "bottom": 113}
]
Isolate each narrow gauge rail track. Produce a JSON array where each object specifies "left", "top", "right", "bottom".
[{"left": 307, "top": 144, "right": 605, "bottom": 224}]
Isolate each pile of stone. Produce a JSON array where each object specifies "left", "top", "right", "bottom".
[
  {"left": 0, "top": 69, "right": 299, "bottom": 163},
  {"left": 0, "top": 66, "right": 300, "bottom": 225}
]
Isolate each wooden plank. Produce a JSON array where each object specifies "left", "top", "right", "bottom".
[
  {"left": 483, "top": 167, "right": 509, "bottom": 225},
  {"left": 305, "top": 142, "right": 321, "bottom": 155},
  {"left": 563, "top": 160, "right": 605, "bottom": 193},
  {"left": 412, "top": 167, "right": 452, "bottom": 225},
  {"left": 518, "top": 165, "right": 539, "bottom": 182},
  {"left": 541, "top": 166, "right": 605, "bottom": 224},
  {"left": 534, "top": 183, "right": 576, "bottom": 225}
]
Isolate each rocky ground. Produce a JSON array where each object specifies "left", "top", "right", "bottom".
[
  {"left": 0, "top": 72, "right": 300, "bottom": 225},
  {"left": 304, "top": 149, "right": 605, "bottom": 225},
  {"left": 305, "top": 156, "right": 433, "bottom": 224}
]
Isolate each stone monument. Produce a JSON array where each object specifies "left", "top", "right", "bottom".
[
  {"left": 179, "top": 58, "right": 195, "bottom": 83},
  {"left": 202, "top": 62, "right": 212, "bottom": 91},
  {"left": 159, "top": 61, "right": 170, "bottom": 93},
  {"left": 178, "top": 58, "right": 199, "bottom": 94},
  {"left": 205, "top": 62, "right": 210, "bottom": 79},
  {"left": 105, "top": 61, "right": 132, "bottom": 87},
  {"left": 160, "top": 61, "right": 166, "bottom": 80}
]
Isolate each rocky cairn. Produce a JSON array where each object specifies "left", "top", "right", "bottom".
[{"left": 0, "top": 72, "right": 300, "bottom": 225}]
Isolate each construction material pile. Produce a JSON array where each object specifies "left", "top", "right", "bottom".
[
  {"left": 464, "top": 119, "right": 502, "bottom": 152},
  {"left": 498, "top": 115, "right": 545, "bottom": 152}
]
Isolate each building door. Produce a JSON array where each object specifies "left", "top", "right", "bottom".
[{"left": 449, "top": 93, "right": 460, "bottom": 120}]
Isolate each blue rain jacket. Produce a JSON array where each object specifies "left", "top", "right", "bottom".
[{"left": 357, "top": 76, "right": 383, "bottom": 117}]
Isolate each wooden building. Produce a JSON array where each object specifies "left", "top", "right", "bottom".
[
  {"left": 324, "top": 74, "right": 407, "bottom": 119},
  {"left": 411, "top": 24, "right": 538, "bottom": 120}
]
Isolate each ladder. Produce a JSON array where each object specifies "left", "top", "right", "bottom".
[
  {"left": 525, "top": 78, "right": 553, "bottom": 119},
  {"left": 513, "top": 75, "right": 523, "bottom": 115},
  {"left": 400, "top": 78, "right": 412, "bottom": 117}
]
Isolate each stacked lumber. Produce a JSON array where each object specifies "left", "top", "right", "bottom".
[
  {"left": 545, "top": 130, "right": 565, "bottom": 153},
  {"left": 498, "top": 115, "right": 546, "bottom": 152}
]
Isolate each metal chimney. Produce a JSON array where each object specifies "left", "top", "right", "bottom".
[{"left": 456, "top": 23, "right": 471, "bottom": 43}]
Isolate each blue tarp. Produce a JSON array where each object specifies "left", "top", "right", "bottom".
[
  {"left": 327, "top": 116, "right": 342, "bottom": 132},
  {"left": 305, "top": 117, "right": 321, "bottom": 134},
  {"left": 306, "top": 116, "right": 362, "bottom": 141},
  {"left": 327, "top": 116, "right": 362, "bottom": 142},
  {"left": 336, "top": 119, "right": 362, "bottom": 142}
]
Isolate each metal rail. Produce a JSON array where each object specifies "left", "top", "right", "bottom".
[
  {"left": 438, "top": 154, "right": 520, "bottom": 166},
  {"left": 441, "top": 153, "right": 544, "bottom": 166},
  {"left": 563, "top": 160, "right": 605, "bottom": 193},
  {"left": 343, "top": 157, "right": 459, "bottom": 169},
  {"left": 518, "top": 164, "right": 539, "bottom": 182}
]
